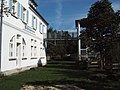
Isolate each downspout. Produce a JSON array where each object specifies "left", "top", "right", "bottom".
[{"left": 0, "top": 0, "right": 3, "bottom": 71}]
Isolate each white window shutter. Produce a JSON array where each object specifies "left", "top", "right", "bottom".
[
  {"left": 17, "top": 2, "right": 20, "bottom": 18},
  {"left": 9, "top": 0, "right": 13, "bottom": 11},
  {"left": 36, "top": 19, "right": 37, "bottom": 29},
  {"left": 21, "top": 4, "right": 23, "bottom": 20},
  {"left": 32, "top": 15, "right": 34, "bottom": 27},
  {"left": 13, "top": 2, "right": 18, "bottom": 17},
  {"left": 41, "top": 23, "right": 42, "bottom": 33},
  {"left": 26, "top": 10, "right": 29, "bottom": 23}
]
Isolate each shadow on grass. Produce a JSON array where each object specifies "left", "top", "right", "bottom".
[
  {"left": 25, "top": 60, "right": 120, "bottom": 90},
  {"left": 47, "top": 60, "right": 78, "bottom": 70},
  {"left": 25, "top": 79, "right": 120, "bottom": 90}
]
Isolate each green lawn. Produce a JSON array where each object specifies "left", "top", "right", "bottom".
[{"left": 0, "top": 60, "right": 120, "bottom": 90}]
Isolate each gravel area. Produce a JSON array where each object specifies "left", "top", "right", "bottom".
[{"left": 21, "top": 84, "right": 85, "bottom": 90}]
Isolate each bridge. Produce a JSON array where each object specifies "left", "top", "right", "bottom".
[
  {"left": 45, "top": 30, "right": 78, "bottom": 46},
  {"left": 46, "top": 31, "right": 78, "bottom": 40}
]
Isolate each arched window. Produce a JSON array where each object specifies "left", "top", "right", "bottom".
[
  {"left": 9, "top": 35, "right": 27, "bottom": 60},
  {"left": 9, "top": 35, "right": 15, "bottom": 57}
]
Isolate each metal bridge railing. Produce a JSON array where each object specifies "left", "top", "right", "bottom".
[{"left": 47, "top": 31, "right": 77, "bottom": 40}]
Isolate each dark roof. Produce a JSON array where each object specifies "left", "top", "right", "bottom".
[{"left": 30, "top": 0, "right": 38, "bottom": 7}]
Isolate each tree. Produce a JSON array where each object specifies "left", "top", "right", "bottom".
[
  {"left": 47, "top": 28, "right": 77, "bottom": 59},
  {"left": 80, "top": 0, "right": 120, "bottom": 70}
]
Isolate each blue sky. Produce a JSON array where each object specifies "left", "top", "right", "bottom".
[{"left": 36, "top": 0, "right": 120, "bottom": 31}]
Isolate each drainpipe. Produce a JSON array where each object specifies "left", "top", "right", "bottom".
[{"left": 0, "top": 0, "right": 3, "bottom": 71}]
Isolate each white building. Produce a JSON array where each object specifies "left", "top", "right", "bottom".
[{"left": 0, "top": 0, "right": 48, "bottom": 75}]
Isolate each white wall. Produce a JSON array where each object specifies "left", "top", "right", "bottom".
[{"left": 1, "top": 0, "right": 48, "bottom": 72}]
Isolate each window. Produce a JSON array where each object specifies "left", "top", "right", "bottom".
[
  {"left": 22, "top": 7, "right": 26, "bottom": 22},
  {"left": 9, "top": 0, "right": 17, "bottom": 15},
  {"left": 9, "top": 43, "right": 13, "bottom": 57},
  {"left": 32, "top": 15, "right": 37, "bottom": 30},
  {"left": 34, "top": 46, "right": 37, "bottom": 56},
  {"left": 22, "top": 6, "right": 29, "bottom": 24},
  {"left": 22, "top": 38, "right": 26, "bottom": 58},
  {"left": 31, "top": 46, "right": 34, "bottom": 57},
  {"left": 9, "top": 35, "right": 27, "bottom": 60},
  {"left": 40, "top": 41, "right": 44, "bottom": 56},
  {"left": 17, "top": 2, "right": 24, "bottom": 20},
  {"left": 16, "top": 34, "right": 22, "bottom": 57},
  {"left": 42, "top": 25, "right": 45, "bottom": 33},
  {"left": 31, "top": 39, "right": 37, "bottom": 58},
  {"left": 16, "top": 43, "right": 19, "bottom": 57},
  {"left": 15, "top": 2, "right": 29, "bottom": 24},
  {"left": 39, "top": 22, "right": 42, "bottom": 33},
  {"left": 32, "top": 15, "right": 35, "bottom": 28},
  {"left": 40, "top": 24, "right": 45, "bottom": 34},
  {"left": 9, "top": 36, "right": 15, "bottom": 57}
]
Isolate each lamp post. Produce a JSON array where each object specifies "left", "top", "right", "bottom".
[{"left": 0, "top": 0, "right": 3, "bottom": 70}]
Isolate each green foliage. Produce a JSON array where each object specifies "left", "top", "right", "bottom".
[
  {"left": 47, "top": 28, "right": 78, "bottom": 59},
  {"left": 80, "top": 0, "right": 120, "bottom": 70}
]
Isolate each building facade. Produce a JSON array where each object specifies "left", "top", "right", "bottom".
[{"left": 0, "top": 0, "right": 48, "bottom": 75}]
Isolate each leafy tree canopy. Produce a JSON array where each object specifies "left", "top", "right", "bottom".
[{"left": 79, "top": 0, "right": 120, "bottom": 69}]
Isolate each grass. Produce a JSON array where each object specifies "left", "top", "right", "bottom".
[{"left": 0, "top": 60, "right": 120, "bottom": 90}]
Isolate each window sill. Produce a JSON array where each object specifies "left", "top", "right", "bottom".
[
  {"left": 31, "top": 57, "right": 37, "bottom": 59},
  {"left": 22, "top": 58, "right": 27, "bottom": 60},
  {"left": 9, "top": 57, "right": 17, "bottom": 61}
]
